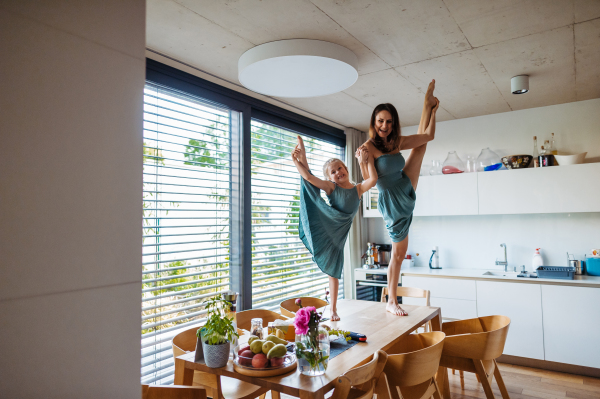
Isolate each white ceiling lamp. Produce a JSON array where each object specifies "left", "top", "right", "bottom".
[
  {"left": 238, "top": 39, "right": 358, "bottom": 98},
  {"left": 511, "top": 75, "right": 529, "bottom": 94}
]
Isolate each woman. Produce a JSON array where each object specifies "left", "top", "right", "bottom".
[{"left": 361, "top": 80, "right": 440, "bottom": 316}]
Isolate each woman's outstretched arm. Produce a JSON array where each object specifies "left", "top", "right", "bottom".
[{"left": 356, "top": 149, "right": 378, "bottom": 197}]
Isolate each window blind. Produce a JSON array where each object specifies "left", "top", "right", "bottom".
[
  {"left": 250, "top": 120, "right": 345, "bottom": 310},
  {"left": 142, "top": 83, "right": 232, "bottom": 385}
]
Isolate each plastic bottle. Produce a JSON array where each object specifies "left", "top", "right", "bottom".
[{"left": 532, "top": 248, "right": 544, "bottom": 272}]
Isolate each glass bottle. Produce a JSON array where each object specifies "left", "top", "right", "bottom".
[
  {"left": 442, "top": 151, "right": 465, "bottom": 174},
  {"left": 549, "top": 133, "right": 558, "bottom": 155},
  {"left": 429, "top": 160, "right": 442, "bottom": 175},
  {"left": 250, "top": 318, "right": 263, "bottom": 339},
  {"left": 476, "top": 148, "right": 502, "bottom": 172},
  {"left": 532, "top": 136, "right": 539, "bottom": 168}
]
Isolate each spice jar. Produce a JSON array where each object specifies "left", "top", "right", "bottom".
[{"left": 250, "top": 318, "right": 263, "bottom": 339}]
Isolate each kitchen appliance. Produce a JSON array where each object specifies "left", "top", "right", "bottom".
[
  {"left": 354, "top": 267, "right": 401, "bottom": 302},
  {"left": 374, "top": 243, "right": 391, "bottom": 266},
  {"left": 429, "top": 246, "right": 442, "bottom": 269},
  {"left": 567, "top": 252, "right": 583, "bottom": 275}
]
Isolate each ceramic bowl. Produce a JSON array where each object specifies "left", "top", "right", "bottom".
[
  {"left": 501, "top": 155, "right": 532, "bottom": 170},
  {"left": 553, "top": 152, "right": 587, "bottom": 166}
]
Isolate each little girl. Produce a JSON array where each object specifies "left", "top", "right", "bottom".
[{"left": 291, "top": 136, "right": 377, "bottom": 321}]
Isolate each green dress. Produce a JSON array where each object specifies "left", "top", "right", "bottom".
[
  {"left": 375, "top": 152, "right": 416, "bottom": 242},
  {"left": 298, "top": 179, "right": 361, "bottom": 279}
]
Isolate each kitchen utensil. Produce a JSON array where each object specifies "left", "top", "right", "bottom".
[
  {"left": 554, "top": 152, "right": 587, "bottom": 166},
  {"left": 501, "top": 154, "right": 532, "bottom": 170},
  {"left": 567, "top": 252, "right": 583, "bottom": 275}
]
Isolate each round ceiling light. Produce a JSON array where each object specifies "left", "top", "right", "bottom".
[{"left": 238, "top": 39, "right": 358, "bottom": 98}]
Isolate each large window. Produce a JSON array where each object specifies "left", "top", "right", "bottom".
[
  {"left": 250, "top": 121, "right": 345, "bottom": 310},
  {"left": 142, "top": 83, "right": 232, "bottom": 384},
  {"left": 143, "top": 59, "right": 346, "bottom": 385}
]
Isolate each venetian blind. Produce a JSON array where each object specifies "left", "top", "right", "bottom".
[
  {"left": 142, "top": 83, "right": 231, "bottom": 384},
  {"left": 250, "top": 120, "right": 345, "bottom": 310}
]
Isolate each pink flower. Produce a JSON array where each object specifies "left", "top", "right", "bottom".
[
  {"left": 294, "top": 306, "right": 316, "bottom": 335},
  {"left": 295, "top": 298, "right": 302, "bottom": 307}
]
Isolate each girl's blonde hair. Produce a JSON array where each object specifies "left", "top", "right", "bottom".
[{"left": 322, "top": 158, "right": 349, "bottom": 181}]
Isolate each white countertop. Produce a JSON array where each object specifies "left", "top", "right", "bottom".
[{"left": 399, "top": 266, "right": 600, "bottom": 288}]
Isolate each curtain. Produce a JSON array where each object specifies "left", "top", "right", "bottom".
[{"left": 343, "top": 127, "right": 368, "bottom": 299}]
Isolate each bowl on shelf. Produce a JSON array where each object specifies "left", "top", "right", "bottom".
[
  {"left": 553, "top": 152, "right": 587, "bottom": 166},
  {"left": 501, "top": 154, "right": 532, "bottom": 170}
]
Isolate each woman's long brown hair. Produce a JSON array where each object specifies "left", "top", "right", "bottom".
[{"left": 369, "top": 103, "right": 401, "bottom": 153}]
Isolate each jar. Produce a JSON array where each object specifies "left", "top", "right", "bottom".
[
  {"left": 442, "top": 151, "right": 465, "bottom": 174},
  {"left": 429, "top": 160, "right": 442, "bottom": 175},
  {"left": 250, "top": 318, "right": 263, "bottom": 339},
  {"left": 476, "top": 148, "right": 502, "bottom": 172},
  {"left": 295, "top": 323, "right": 330, "bottom": 376},
  {"left": 465, "top": 155, "right": 477, "bottom": 173}
]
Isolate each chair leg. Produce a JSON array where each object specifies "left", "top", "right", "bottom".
[
  {"left": 432, "top": 378, "right": 443, "bottom": 399},
  {"left": 476, "top": 373, "right": 481, "bottom": 382},
  {"left": 437, "top": 367, "right": 450, "bottom": 399},
  {"left": 473, "top": 360, "right": 496, "bottom": 399},
  {"left": 459, "top": 370, "right": 465, "bottom": 389},
  {"left": 493, "top": 360, "right": 510, "bottom": 399},
  {"left": 452, "top": 369, "right": 455, "bottom": 375}
]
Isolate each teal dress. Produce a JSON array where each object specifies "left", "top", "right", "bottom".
[
  {"left": 375, "top": 152, "right": 416, "bottom": 242},
  {"left": 298, "top": 179, "right": 361, "bottom": 279}
]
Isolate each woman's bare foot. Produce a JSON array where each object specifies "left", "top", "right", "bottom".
[
  {"left": 425, "top": 79, "right": 437, "bottom": 109},
  {"left": 330, "top": 309, "right": 340, "bottom": 321},
  {"left": 386, "top": 301, "right": 408, "bottom": 316}
]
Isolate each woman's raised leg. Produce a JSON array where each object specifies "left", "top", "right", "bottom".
[
  {"left": 328, "top": 277, "right": 340, "bottom": 321},
  {"left": 386, "top": 237, "right": 409, "bottom": 316}
]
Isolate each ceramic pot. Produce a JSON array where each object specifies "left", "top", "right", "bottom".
[{"left": 202, "top": 340, "right": 230, "bottom": 368}]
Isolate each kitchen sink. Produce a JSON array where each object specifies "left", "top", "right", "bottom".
[{"left": 482, "top": 271, "right": 520, "bottom": 277}]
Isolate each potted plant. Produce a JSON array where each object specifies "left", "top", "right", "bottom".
[{"left": 198, "top": 295, "right": 239, "bottom": 368}]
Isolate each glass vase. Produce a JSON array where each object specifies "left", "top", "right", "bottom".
[
  {"left": 476, "top": 148, "right": 502, "bottom": 172},
  {"left": 429, "top": 160, "right": 442, "bottom": 175},
  {"left": 465, "top": 155, "right": 477, "bottom": 173},
  {"left": 442, "top": 151, "right": 465, "bottom": 174},
  {"left": 295, "top": 324, "right": 330, "bottom": 376}
]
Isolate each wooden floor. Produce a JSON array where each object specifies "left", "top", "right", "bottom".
[{"left": 263, "top": 363, "right": 600, "bottom": 399}]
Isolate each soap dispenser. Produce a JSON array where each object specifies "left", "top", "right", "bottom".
[
  {"left": 532, "top": 248, "right": 544, "bottom": 272},
  {"left": 429, "top": 246, "right": 442, "bottom": 269}
]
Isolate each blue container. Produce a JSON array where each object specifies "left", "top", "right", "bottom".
[{"left": 586, "top": 258, "right": 600, "bottom": 276}]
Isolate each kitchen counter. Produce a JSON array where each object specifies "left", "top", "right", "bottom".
[{"left": 400, "top": 267, "right": 600, "bottom": 288}]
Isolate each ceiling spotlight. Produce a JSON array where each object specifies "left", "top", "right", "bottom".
[
  {"left": 238, "top": 39, "right": 358, "bottom": 98},
  {"left": 511, "top": 75, "right": 529, "bottom": 94}
]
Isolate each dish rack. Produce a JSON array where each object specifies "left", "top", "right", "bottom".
[{"left": 536, "top": 266, "right": 575, "bottom": 280}]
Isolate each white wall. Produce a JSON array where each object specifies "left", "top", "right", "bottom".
[
  {"left": 367, "top": 99, "right": 600, "bottom": 271},
  {"left": 0, "top": 2, "right": 145, "bottom": 397}
]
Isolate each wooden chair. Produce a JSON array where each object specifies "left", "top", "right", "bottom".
[
  {"left": 235, "top": 309, "right": 288, "bottom": 331},
  {"left": 380, "top": 287, "right": 431, "bottom": 331},
  {"left": 438, "top": 315, "right": 511, "bottom": 399},
  {"left": 279, "top": 297, "right": 328, "bottom": 318},
  {"left": 142, "top": 384, "right": 207, "bottom": 399},
  {"left": 172, "top": 327, "right": 269, "bottom": 399},
  {"left": 381, "top": 331, "right": 445, "bottom": 399},
  {"left": 330, "top": 350, "right": 390, "bottom": 399}
]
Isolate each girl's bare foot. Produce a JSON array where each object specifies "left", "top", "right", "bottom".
[
  {"left": 425, "top": 79, "right": 437, "bottom": 109},
  {"left": 330, "top": 309, "right": 340, "bottom": 321},
  {"left": 386, "top": 301, "right": 408, "bottom": 316}
]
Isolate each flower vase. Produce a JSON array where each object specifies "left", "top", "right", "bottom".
[
  {"left": 476, "top": 148, "right": 502, "bottom": 172},
  {"left": 442, "top": 151, "right": 465, "bottom": 174},
  {"left": 295, "top": 324, "right": 330, "bottom": 376}
]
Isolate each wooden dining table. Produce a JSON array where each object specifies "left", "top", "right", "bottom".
[{"left": 174, "top": 299, "right": 442, "bottom": 399}]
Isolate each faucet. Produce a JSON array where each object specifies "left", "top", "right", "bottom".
[{"left": 495, "top": 243, "right": 508, "bottom": 271}]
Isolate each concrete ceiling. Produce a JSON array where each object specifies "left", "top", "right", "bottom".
[{"left": 147, "top": 0, "right": 600, "bottom": 131}]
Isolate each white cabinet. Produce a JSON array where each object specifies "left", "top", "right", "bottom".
[
  {"left": 402, "top": 276, "right": 478, "bottom": 319},
  {"left": 362, "top": 186, "right": 380, "bottom": 218},
  {"left": 541, "top": 285, "right": 600, "bottom": 368},
  {"left": 478, "top": 163, "right": 600, "bottom": 215},
  {"left": 476, "top": 281, "right": 545, "bottom": 360},
  {"left": 413, "top": 173, "right": 478, "bottom": 216}
]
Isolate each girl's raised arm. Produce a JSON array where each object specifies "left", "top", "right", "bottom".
[
  {"left": 292, "top": 146, "right": 335, "bottom": 194},
  {"left": 356, "top": 148, "right": 378, "bottom": 197}
]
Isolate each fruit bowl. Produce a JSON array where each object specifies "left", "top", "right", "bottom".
[
  {"left": 501, "top": 154, "right": 532, "bottom": 170},
  {"left": 232, "top": 344, "right": 297, "bottom": 377}
]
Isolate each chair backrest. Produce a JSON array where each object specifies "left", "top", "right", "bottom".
[
  {"left": 235, "top": 309, "right": 288, "bottom": 331},
  {"left": 279, "top": 297, "right": 328, "bottom": 317},
  {"left": 172, "top": 327, "right": 200, "bottom": 359},
  {"left": 330, "top": 350, "right": 389, "bottom": 399},
  {"left": 442, "top": 315, "right": 511, "bottom": 360},
  {"left": 381, "top": 287, "right": 430, "bottom": 306},
  {"left": 384, "top": 331, "right": 445, "bottom": 389},
  {"left": 142, "top": 384, "right": 207, "bottom": 399}
]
